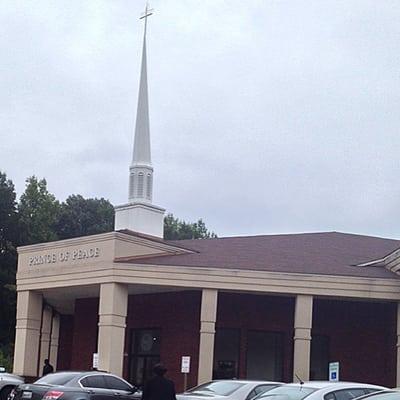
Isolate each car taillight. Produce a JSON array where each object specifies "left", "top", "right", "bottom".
[{"left": 42, "top": 391, "right": 64, "bottom": 400}]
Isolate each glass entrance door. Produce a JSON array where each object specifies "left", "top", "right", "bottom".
[
  {"left": 129, "top": 329, "right": 161, "bottom": 388},
  {"left": 246, "top": 331, "right": 283, "bottom": 381}
]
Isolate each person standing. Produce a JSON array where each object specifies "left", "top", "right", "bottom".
[
  {"left": 142, "top": 364, "right": 176, "bottom": 400},
  {"left": 42, "top": 359, "right": 54, "bottom": 376}
]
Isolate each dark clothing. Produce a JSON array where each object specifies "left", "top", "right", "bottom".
[
  {"left": 42, "top": 363, "right": 54, "bottom": 376},
  {"left": 142, "top": 376, "right": 176, "bottom": 400}
]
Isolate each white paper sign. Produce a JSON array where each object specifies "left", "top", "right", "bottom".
[
  {"left": 329, "top": 361, "right": 339, "bottom": 382},
  {"left": 93, "top": 353, "right": 99, "bottom": 369},
  {"left": 181, "top": 356, "right": 191, "bottom": 373}
]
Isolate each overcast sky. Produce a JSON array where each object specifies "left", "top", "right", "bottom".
[{"left": 1, "top": 1, "right": 400, "bottom": 238}]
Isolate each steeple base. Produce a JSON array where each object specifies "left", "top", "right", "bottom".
[{"left": 114, "top": 202, "right": 165, "bottom": 238}]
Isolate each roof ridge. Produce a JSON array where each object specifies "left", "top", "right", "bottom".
[{"left": 167, "top": 231, "right": 400, "bottom": 243}]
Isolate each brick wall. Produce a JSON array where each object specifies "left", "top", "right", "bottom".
[
  {"left": 57, "top": 315, "right": 74, "bottom": 370},
  {"left": 313, "top": 299, "right": 396, "bottom": 387},
  {"left": 124, "top": 291, "right": 201, "bottom": 391},
  {"left": 217, "top": 292, "right": 295, "bottom": 383},
  {"left": 70, "top": 297, "right": 99, "bottom": 370}
]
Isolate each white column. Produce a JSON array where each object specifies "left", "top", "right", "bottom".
[
  {"left": 39, "top": 305, "right": 53, "bottom": 374},
  {"left": 98, "top": 283, "right": 128, "bottom": 376},
  {"left": 197, "top": 289, "right": 218, "bottom": 385},
  {"left": 396, "top": 303, "right": 400, "bottom": 387},
  {"left": 13, "top": 291, "right": 43, "bottom": 377},
  {"left": 49, "top": 314, "right": 60, "bottom": 370},
  {"left": 293, "top": 295, "right": 313, "bottom": 382}
]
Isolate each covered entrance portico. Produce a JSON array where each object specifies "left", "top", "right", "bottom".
[{"left": 14, "top": 231, "right": 400, "bottom": 390}]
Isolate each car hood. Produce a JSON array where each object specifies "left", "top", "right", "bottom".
[{"left": 0, "top": 373, "right": 24, "bottom": 382}]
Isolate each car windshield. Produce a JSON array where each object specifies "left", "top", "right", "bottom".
[
  {"left": 187, "top": 381, "right": 245, "bottom": 396},
  {"left": 256, "top": 386, "right": 317, "bottom": 400},
  {"left": 35, "top": 373, "right": 80, "bottom": 386}
]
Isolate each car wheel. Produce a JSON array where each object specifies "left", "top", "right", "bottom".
[{"left": 0, "top": 386, "right": 14, "bottom": 400}]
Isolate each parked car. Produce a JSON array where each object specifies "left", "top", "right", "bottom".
[
  {"left": 351, "top": 390, "right": 400, "bottom": 400},
  {"left": 9, "top": 371, "right": 140, "bottom": 400},
  {"left": 0, "top": 368, "right": 24, "bottom": 400},
  {"left": 252, "top": 382, "right": 387, "bottom": 400},
  {"left": 177, "top": 380, "right": 283, "bottom": 400}
]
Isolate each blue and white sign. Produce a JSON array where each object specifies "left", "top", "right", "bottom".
[{"left": 329, "top": 362, "right": 339, "bottom": 382}]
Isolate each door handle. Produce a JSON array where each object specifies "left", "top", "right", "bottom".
[{"left": 113, "top": 393, "right": 122, "bottom": 396}]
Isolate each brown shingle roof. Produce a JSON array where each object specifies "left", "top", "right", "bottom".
[{"left": 119, "top": 231, "right": 400, "bottom": 279}]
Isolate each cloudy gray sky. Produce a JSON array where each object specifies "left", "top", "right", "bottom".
[{"left": 1, "top": 0, "right": 400, "bottom": 238}]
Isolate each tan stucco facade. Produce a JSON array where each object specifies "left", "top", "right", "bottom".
[{"left": 13, "top": 231, "right": 400, "bottom": 383}]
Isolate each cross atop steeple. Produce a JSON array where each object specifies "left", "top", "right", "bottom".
[{"left": 140, "top": 3, "right": 154, "bottom": 37}]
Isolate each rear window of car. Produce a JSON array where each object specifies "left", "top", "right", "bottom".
[
  {"left": 188, "top": 381, "right": 245, "bottom": 396},
  {"left": 35, "top": 373, "right": 80, "bottom": 386},
  {"left": 257, "top": 386, "right": 317, "bottom": 400}
]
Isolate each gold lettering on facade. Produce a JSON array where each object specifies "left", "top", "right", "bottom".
[{"left": 28, "top": 247, "right": 100, "bottom": 266}]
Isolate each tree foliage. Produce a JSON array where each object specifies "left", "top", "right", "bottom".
[
  {"left": 56, "top": 195, "right": 114, "bottom": 240},
  {"left": 164, "top": 213, "right": 217, "bottom": 240},
  {"left": 0, "top": 172, "right": 18, "bottom": 364},
  {"left": 18, "top": 176, "right": 59, "bottom": 245}
]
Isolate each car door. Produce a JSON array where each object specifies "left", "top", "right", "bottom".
[
  {"left": 80, "top": 375, "right": 115, "bottom": 400},
  {"left": 103, "top": 375, "right": 137, "bottom": 400}
]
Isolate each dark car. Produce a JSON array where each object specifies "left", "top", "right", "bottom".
[{"left": 10, "top": 371, "right": 140, "bottom": 400}]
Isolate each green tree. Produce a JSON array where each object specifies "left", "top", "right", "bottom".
[
  {"left": 164, "top": 213, "right": 217, "bottom": 240},
  {"left": 56, "top": 195, "right": 114, "bottom": 240},
  {"left": 18, "top": 176, "right": 60, "bottom": 245},
  {"left": 0, "top": 172, "right": 18, "bottom": 365}
]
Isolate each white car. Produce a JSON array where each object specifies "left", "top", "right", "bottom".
[
  {"left": 252, "top": 382, "right": 387, "bottom": 400},
  {"left": 0, "top": 368, "right": 24, "bottom": 400},
  {"left": 178, "top": 380, "right": 283, "bottom": 400}
]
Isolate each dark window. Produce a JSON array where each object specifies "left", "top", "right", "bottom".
[
  {"left": 80, "top": 375, "right": 107, "bottom": 389},
  {"left": 129, "top": 329, "right": 161, "bottom": 388},
  {"left": 246, "top": 385, "right": 280, "bottom": 400},
  {"left": 255, "top": 385, "right": 279, "bottom": 395},
  {"left": 246, "top": 390, "right": 257, "bottom": 400},
  {"left": 246, "top": 331, "right": 283, "bottom": 381},
  {"left": 104, "top": 376, "right": 132, "bottom": 391},
  {"left": 326, "top": 389, "right": 371, "bottom": 400},
  {"left": 213, "top": 329, "right": 240, "bottom": 379},
  {"left": 310, "top": 335, "right": 329, "bottom": 380}
]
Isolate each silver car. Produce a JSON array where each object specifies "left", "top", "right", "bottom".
[
  {"left": 252, "top": 381, "right": 387, "bottom": 400},
  {"left": 178, "top": 380, "right": 283, "bottom": 400},
  {"left": 0, "top": 368, "right": 24, "bottom": 400}
]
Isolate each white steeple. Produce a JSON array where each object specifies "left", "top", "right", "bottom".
[
  {"left": 129, "top": 4, "right": 153, "bottom": 203},
  {"left": 114, "top": 3, "right": 165, "bottom": 238}
]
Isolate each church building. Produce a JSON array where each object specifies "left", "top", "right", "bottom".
[{"left": 13, "top": 8, "right": 400, "bottom": 391}]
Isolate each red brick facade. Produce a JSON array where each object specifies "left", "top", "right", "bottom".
[
  {"left": 313, "top": 299, "right": 396, "bottom": 388},
  {"left": 57, "top": 291, "right": 397, "bottom": 391}
]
